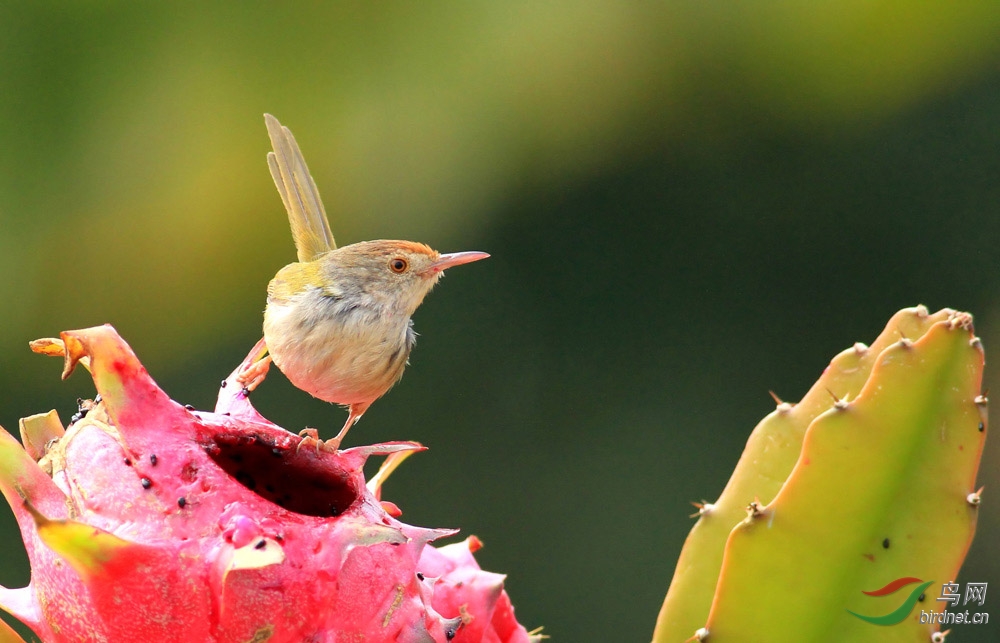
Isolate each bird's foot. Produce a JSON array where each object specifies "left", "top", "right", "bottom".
[
  {"left": 236, "top": 355, "right": 272, "bottom": 392},
  {"left": 295, "top": 428, "right": 328, "bottom": 455}
]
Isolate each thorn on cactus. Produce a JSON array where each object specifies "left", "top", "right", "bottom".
[
  {"left": 767, "top": 389, "right": 793, "bottom": 412},
  {"left": 745, "top": 499, "right": 767, "bottom": 520},
  {"left": 931, "top": 629, "right": 951, "bottom": 643},
  {"left": 689, "top": 627, "right": 709, "bottom": 641},
  {"left": 825, "top": 388, "right": 848, "bottom": 410},
  {"left": 947, "top": 311, "right": 973, "bottom": 330},
  {"left": 689, "top": 501, "right": 715, "bottom": 518}
]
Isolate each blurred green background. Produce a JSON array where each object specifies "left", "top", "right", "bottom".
[{"left": 2, "top": 2, "right": 1000, "bottom": 641}]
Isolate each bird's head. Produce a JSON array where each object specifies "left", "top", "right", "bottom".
[{"left": 319, "top": 240, "right": 489, "bottom": 316}]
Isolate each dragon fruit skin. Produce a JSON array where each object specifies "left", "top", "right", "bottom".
[{"left": 0, "top": 325, "right": 536, "bottom": 643}]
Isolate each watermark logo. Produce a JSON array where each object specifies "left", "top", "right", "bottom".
[
  {"left": 848, "top": 577, "right": 934, "bottom": 625},
  {"left": 922, "top": 581, "right": 989, "bottom": 625},
  {"left": 848, "top": 578, "right": 989, "bottom": 626}
]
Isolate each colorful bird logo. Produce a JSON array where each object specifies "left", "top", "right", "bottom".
[{"left": 847, "top": 577, "right": 935, "bottom": 625}]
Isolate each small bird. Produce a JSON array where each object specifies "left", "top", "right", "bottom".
[{"left": 237, "top": 114, "right": 488, "bottom": 450}]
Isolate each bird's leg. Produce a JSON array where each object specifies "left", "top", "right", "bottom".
[
  {"left": 296, "top": 428, "right": 322, "bottom": 455},
  {"left": 236, "top": 337, "right": 271, "bottom": 392},
  {"left": 323, "top": 402, "right": 370, "bottom": 452}
]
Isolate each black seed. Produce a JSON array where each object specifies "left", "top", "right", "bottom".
[
  {"left": 223, "top": 412, "right": 231, "bottom": 417},
  {"left": 70, "top": 412, "right": 82, "bottom": 424},
  {"left": 221, "top": 380, "right": 227, "bottom": 388},
  {"left": 255, "top": 539, "right": 267, "bottom": 550},
  {"left": 94, "top": 394, "right": 102, "bottom": 403},
  {"left": 271, "top": 448, "right": 282, "bottom": 458},
  {"left": 446, "top": 626, "right": 457, "bottom": 640},
  {"left": 140, "top": 477, "right": 152, "bottom": 489},
  {"left": 329, "top": 505, "right": 340, "bottom": 517},
  {"left": 123, "top": 458, "right": 132, "bottom": 466},
  {"left": 919, "top": 593, "right": 926, "bottom": 602},
  {"left": 150, "top": 454, "right": 158, "bottom": 466},
  {"left": 177, "top": 497, "right": 187, "bottom": 508},
  {"left": 241, "top": 387, "right": 250, "bottom": 397},
  {"left": 979, "top": 422, "right": 985, "bottom": 432},
  {"left": 882, "top": 538, "right": 890, "bottom": 549},
  {"left": 184, "top": 404, "right": 195, "bottom": 411},
  {"left": 416, "top": 572, "right": 425, "bottom": 581}
]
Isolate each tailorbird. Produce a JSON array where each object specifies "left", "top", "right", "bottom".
[{"left": 238, "top": 114, "right": 488, "bottom": 450}]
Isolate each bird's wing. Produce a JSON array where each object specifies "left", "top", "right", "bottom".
[{"left": 264, "top": 113, "right": 337, "bottom": 261}]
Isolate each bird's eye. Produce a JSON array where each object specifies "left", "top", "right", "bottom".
[{"left": 389, "top": 257, "right": 409, "bottom": 273}]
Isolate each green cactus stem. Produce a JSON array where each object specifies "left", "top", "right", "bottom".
[
  {"left": 659, "top": 310, "right": 985, "bottom": 642},
  {"left": 702, "top": 312, "right": 984, "bottom": 640},
  {"left": 654, "top": 306, "right": 954, "bottom": 641}
]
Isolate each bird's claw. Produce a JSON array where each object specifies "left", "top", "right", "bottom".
[
  {"left": 295, "top": 428, "right": 338, "bottom": 455},
  {"left": 295, "top": 428, "right": 321, "bottom": 455},
  {"left": 236, "top": 356, "right": 272, "bottom": 392}
]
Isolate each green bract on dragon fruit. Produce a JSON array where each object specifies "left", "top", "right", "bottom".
[{"left": 0, "top": 325, "right": 539, "bottom": 643}]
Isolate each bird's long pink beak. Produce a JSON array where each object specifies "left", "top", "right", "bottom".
[{"left": 430, "top": 251, "right": 490, "bottom": 272}]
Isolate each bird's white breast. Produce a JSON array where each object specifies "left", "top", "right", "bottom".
[{"left": 263, "top": 288, "right": 414, "bottom": 405}]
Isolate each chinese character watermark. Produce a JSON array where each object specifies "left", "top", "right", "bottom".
[{"left": 921, "top": 581, "right": 989, "bottom": 626}]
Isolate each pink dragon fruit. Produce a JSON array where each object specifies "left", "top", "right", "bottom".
[{"left": 0, "top": 325, "right": 539, "bottom": 643}]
